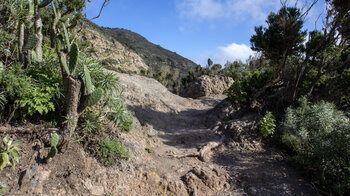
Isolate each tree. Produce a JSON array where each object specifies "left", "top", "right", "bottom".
[
  {"left": 249, "top": 6, "right": 306, "bottom": 108},
  {"left": 207, "top": 58, "right": 213, "bottom": 69}
]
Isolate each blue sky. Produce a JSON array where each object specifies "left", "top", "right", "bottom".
[{"left": 86, "top": 0, "right": 326, "bottom": 66}]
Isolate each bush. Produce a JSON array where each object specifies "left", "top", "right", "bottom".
[
  {"left": 98, "top": 136, "right": 130, "bottom": 166},
  {"left": 0, "top": 63, "right": 57, "bottom": 118},
  {"left": 82, "top": 56, "right": 134, "bottom": 132},
  {"left": 281, "top": 98, "right": 350, "bottom": 195},
  {"left": 226, "top": 69, "right": 274, "bottom": 104},
  {"left": 259, "top": 111, "right": 276, "bottom": 138}
]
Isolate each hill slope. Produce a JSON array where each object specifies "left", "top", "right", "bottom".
[
  {"left": 102, "top": 28, "right": 197, "bottom": 75},
  {"left": 82, "top": 20, "right": 198, "bottom": 93}
]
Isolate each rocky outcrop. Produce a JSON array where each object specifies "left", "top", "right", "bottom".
[
  {"left": 182, "top": 166, "right": 230, "bottom": 196},
  {"left": 180, "top": 75, "right": 234, "bottom": 99}
]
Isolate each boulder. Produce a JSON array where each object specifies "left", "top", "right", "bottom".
[{"left": 180, "top": 75, "right": 234, "bottom": 98}]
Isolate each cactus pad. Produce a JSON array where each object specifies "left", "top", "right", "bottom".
[
  {"left": 83, "top": 65, "right": 93, "bottom": 95},
  {"left": 87, "top": 88, "right": 103, "bottom": 106},
  {"left": 69, "top": 43, "right": 79, "bottom": 75},
  {"left": 60, "top": 13, "right": 75, "bottom": 22},
  {"left": 60, "top": 55, "right": 70, "bottom": 75},
  {"left": 62, "top": 24, "right": 70, "bottom": 52},
  {"left": 23, "top": 35, "right": 39, "bottom": 50},
  {"left": 50, "top": 133, "right": 59, "bottom": 147},
  {"left": 47, "top": 146, "right": 57, "bottom": 159}
]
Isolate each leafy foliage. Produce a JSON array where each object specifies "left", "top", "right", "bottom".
[
  {"left": 226, "top": 69, "right": 274, "bottom": 104},
  {"left": 0, "top": 135, "right": 21, "bottom": 171},
  {"left": 281, "top": 98, "right": 350, "bottom": 195},
  {"left": 259, "top": 111, "right": 276, "bottom": 138},
  {"left": 250, "top": 6, "right": 306, "bottom": 66},
  {"left": 98, "top": 136, "right": 130, "bottom": 166},
  {"left": 0, "top": 92, "right": 7, "bottom": 112},
  {"left": 0, "top": 63, "right": 56, "bottom": 117}
]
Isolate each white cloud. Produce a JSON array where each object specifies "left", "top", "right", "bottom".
[
  {"left": 178, "top": 0, "right": 224, "bottom": 20},
  {"left": 177, "top": 0, "right": 280, "bottom": 23},
  {"left": 194, "top": 43, "right": 255, "bottom": 66}
]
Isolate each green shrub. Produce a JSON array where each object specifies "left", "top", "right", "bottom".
[
  {"left": 80, "top": 108, "right": 104, "bottom": 133},
  {"left": 0, "top": 64, "right": 56, "bottom": 118},
  {"left": 145, "top": 148, "right": 154, "bottom": 153},
  {"left": 0, "top": 135, "right": 22, "bottom": 170},
  {"left": 105, "top": 99, "right": 134, "bottom": 132},
  {"left": 98, "top": 136, "right": 130, "bottom": 166},
  {"left": 281, "top": 98, "right": 350, "bottom": 195},
  {"left": 81, "top": 56, "right": 134, "bottom": 132},
  {"left": 259, "top": 111, "right": 276, "bottom": 138},
  {"left": 226, "top": 69, "right": 274, "bottom": 104}
]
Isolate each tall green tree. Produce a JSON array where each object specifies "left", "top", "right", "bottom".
[{"left": 250, "top": 6, "right": 306, "bottom": 108}]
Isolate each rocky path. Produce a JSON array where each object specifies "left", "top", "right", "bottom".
[{"left": 116, "top": 73, "right": 318, "bottom": 196}]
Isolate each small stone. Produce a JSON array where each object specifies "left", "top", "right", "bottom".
[
  {"left": 91, "top": 185, "right": 105, "bottom": 196},
  {"left": 247, "top": 186, "right": 257, "bottom": 196}
]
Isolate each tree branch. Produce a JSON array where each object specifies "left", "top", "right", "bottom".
[{"left": 89, "top": 0, "right": 110, "bottom": 20}]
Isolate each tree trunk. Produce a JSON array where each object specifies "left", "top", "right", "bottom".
[
  {"left": 62, "top": 76, "right": 81, "bottom": 142},
  {"left": 57, "top": 51, "right": 81, "bottom": 149},
  {"left": 250, "top": 52, "right": 287, "bottom": 109},
  {"left": 34, "top": 0, "right": 43, "bottom": 62},
  {"left": 18, "top": 22, "right": 25, "bottom": 63},
  {"left": 250, "top": 74, "right": 281, "bottom": 109}
]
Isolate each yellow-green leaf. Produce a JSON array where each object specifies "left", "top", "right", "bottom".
[
  {"left": 9, "top": 150, "right": 19, "bottom": 163},
  {"left": 0, "top": 153, "right": 9, "bottom": 170}
]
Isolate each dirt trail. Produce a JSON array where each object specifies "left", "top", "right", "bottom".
[
  {"left": 116, "top": 73, "right": 318, "bottom": 196},
  {"left": 0, "top": 72, "right": 319, "bottom": 195}
]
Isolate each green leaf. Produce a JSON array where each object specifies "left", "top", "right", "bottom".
[
  {"left": 2, "top": 135, "right": 9, "bottom": 147},
  {"left": 9, "top": 150, "right": 19, "bottom": 163},
  {"left": 9, "top": 158, "right": 15, "bottom": 168},
  {"left": 0, "top": 153, "right": 9, "bottom": 170},
  {"left": 10, "top": 140, "right": 22, "bottom": 148}
]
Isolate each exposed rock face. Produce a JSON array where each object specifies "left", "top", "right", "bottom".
[{"left": 180, "top": 75, "right": 234, "bottom": 99}]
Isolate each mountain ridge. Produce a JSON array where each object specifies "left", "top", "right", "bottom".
[{"left": 82, "top": 20, "right": 198, "bottom": 92}]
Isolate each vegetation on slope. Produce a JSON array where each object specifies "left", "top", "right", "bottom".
[{"left": 0, "top": 0, "right": 132, "bottom": 171}]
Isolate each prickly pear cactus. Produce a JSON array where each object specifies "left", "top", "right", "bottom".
[
  {"left": 60, "top": 13, "right": 75, "bottom": 22},
  {"left": 69, "top": 43, "right": 79, "bottom": 75},
  {"left": 83, "top": 65, "right": 93, "bottom": 95},
  {"left": 62, "top": 24, "right": 70, "bottom": 52},
  {"left": 56, "top": 35, "right": 63, "bottom": 52},
  {"left": 23, "top": 35, "right": 39, "bottom": 50},
  {"left": 46, "top": 133, "right": 59, "bottom": 162},
  {"left": 60, "top": 55, "right": 70, "bottom": 75},
  {"left": 50, "top": 133, "right": 59, "bottom": 147},
  {"left": 47, "top": 146, "right": 57, "bottom": 159},
  {"left": 87, "top": 88, "right": 103, "bottom": 106}
]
